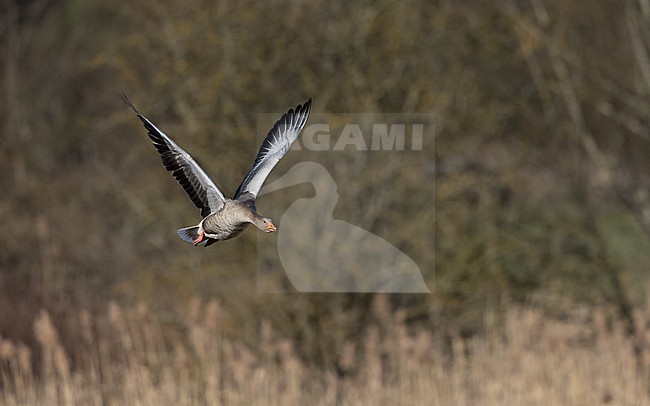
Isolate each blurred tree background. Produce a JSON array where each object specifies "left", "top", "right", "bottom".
[{"left": 1, "top": 0, "right": 650, "bottom": 373}]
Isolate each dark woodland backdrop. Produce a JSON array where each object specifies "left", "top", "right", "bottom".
[{"left": 3, "top": 0, "right": 650, "bottom": 403}]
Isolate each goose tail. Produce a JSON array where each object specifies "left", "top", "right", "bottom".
[{"left": 177, "top": 226, "right": 202, "bottom": 244}]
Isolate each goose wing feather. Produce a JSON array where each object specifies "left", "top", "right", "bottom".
[
  {"left": 234, "top": 99, "right": 312, "bottom": 204},
  {"left": 122, "top": 94, "right": 225, "bottom": 217}
]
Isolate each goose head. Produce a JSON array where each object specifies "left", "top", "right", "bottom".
[{"left": 251, "top": 214, "right": 277, "bottom": 233}]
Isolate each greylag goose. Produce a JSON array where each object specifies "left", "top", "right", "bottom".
[{"left": 122, "top": 95, "right": 312, "bottom": 247}]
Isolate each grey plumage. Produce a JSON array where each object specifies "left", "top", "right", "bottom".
[
  {"left": 123, "top": 95, "right": 312, "bottom": 247},
  {"left": 234, "top": 99, "right": 312, "bottom": 205}
]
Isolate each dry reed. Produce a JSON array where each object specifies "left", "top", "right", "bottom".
[{"left": 0, "top": 297, "right": 649, "bottom": 405}]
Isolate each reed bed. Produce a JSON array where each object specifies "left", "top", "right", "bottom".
[{"left": 0, "top": 298, "right": 649, "bottom": 405}]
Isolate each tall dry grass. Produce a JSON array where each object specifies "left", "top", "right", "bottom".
[{"left": 0, "top": 297, "right": 648, "bottom": 405}]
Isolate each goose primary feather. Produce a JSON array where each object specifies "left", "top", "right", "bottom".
[{"left": 122, "top": 95, "right": 312, "bottom": 247}]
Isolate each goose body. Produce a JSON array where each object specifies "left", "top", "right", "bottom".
[
  {"left": 180, "top": 200, "right": 264, "bottom": 247},
  {"left": 122, "top": 95, "right": 312, "bottom": 247}
]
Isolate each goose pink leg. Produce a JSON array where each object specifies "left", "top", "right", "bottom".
[{"left": 193, "top": 230, "right": 205, "bottom": 246}]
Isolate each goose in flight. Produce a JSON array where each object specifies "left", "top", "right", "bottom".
[{"left": 122, "top": 95, "right": 312, "bottom": 247}]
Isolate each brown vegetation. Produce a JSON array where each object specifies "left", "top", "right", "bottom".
[
  {"left": 2, "top": 0, "right": 650, "bottom": 403},
  {"left": 1, "top": 297, "right": 650, "bottom": 405}
]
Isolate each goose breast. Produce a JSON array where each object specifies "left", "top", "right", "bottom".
[{"left": 201, "top": 201, "right": 252, "bottom": 241}]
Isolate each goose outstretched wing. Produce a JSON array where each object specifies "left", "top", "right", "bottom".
[
  {"left": 234, "top": 99, "right": 312, "bottom": 204},
  {"left": 122, "top": 94, "right": 225, "bottom": 218}
]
